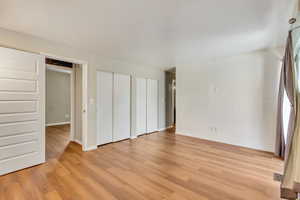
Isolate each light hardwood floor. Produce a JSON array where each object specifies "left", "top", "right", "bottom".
[{"left": 0, "top": 125, "right": 283, "bottom": 200}]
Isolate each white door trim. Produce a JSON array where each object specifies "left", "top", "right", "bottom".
[{"left": 41, "top": 53, "right": 89, "bottom": 152}]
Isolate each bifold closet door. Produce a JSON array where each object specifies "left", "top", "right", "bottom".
[
  {"left": 0, "top": 47, "right": 45, "bottom": 175},
  {"left": 136, "top": 78, "right": 147, "bottom": 136},
  {"left": 97, "top": 71, "right": 113, "bottom": 145},
  {"left": 147, "top": 79, "right": 158, "bottom": 133},
  {"left": 113, "top": 73, "right": 131, "bottom": 141}
]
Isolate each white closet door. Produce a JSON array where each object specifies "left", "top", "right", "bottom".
[
  {"left": 136, "top": 78, "right": 147, "bottom": 136},
  {"left": 147, "top": 79, "right": 158, "bottom": 133},
  {"left": 97, "top": 71, "right": 113, "bottom": 145},
  {"left": 0, "top": 47, "right": 45, "bottom": 175},
  {"left": 113, "top": 73, "right": 131, "bottom": 141}
]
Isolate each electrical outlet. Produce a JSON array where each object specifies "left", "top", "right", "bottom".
[
  {"left": 210, "top": 127, "right": 217, "bottom": 133},
  {"left": 65, "top": 114, "right": 70, "bottom": 119}
]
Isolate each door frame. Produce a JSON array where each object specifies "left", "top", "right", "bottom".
[{"left": 41, "top": 53, "right": 89, "bottom": 152}]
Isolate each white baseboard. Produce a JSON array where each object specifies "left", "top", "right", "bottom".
[
  {"left": 83, "top": 145, "right": 97, "bottom": 152},
  {"left": 176, "top": 132, "right": 193, "bottom": 137},
  {"left": 73, "top": 139, "right": 82, "bottom": 145},
  {"left": 46, "top": 121, "right": 70, "bottom": 127},
  {"left": 175, "top": 131, "right": 273, "bottom": 153},
  {"left": 158, "top": 126, "right": 173, "bottom": 131},
  {"left": 130, "top": 135, "right": 138, "bottom": 139}
]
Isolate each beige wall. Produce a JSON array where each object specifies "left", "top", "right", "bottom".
[
  {"left": 46, "top": 69, "right": 71, "bottom": 125},
  {"left": 0, "top": 28, "right": 166, "bottom": 149},
  {"left": 176, "top": 49, "right": 281, "bottom": 152}
]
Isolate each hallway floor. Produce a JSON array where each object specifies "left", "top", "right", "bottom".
[{"left": 46, "top": 124, "right": 70, "bottom": 160}]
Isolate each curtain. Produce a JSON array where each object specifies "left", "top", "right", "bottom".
[
  {"left": 281, "top": 31, "right": 300, "bottom": 194},
  {"left": 275, "top": 68, "right": 285, "bottom": 158},
  {"left": 283, "top": 32, "right": 297, "bottom": 160},
  {"left": 276, "top": 32, "right": 297, "bottom": 159}
]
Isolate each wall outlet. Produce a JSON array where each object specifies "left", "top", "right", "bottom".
[
  {"left": 209, "top": 127, "right": 217, "bottom": 133},
  {"left": 65, "top": 114, "right": 70, "bottom": 119}
]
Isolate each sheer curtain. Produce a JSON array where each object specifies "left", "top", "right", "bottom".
[
  {"left": 281, "top": 31, "right": 300, "bottom": 196},
  {"left": 283, "top": 90, "right": 291, "bottom": 144}
]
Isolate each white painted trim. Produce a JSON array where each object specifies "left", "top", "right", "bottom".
[
  {"left": 175, "top": 132, "right": 191, "bottom": 137},
  {"left": 41, "top": 52, "right": 89, "bottom": 152},
  {"left": 70, "top": 68, "right": 75, "bottom": 142},
  {"left": 81, "top": 63, "right": 89, "bottom": 152},
  {"left": 83, "top": 145, "right": 97, "bottom": 152},
  {"left": 73, "top": 139, "right": 82, "bottom": 145},
  {"left": 46, "top": 122, "right": 71, "bottom": 127},
  {"left": 130, "top": 135, "right": 138, "bottom": 139},
  {"left": 158, "top": 127, "right": 167, "bottom": 131},
  {"left": 46, "top": 64, "right": 72, "bottom": 74},
  {"left": 158, "top": 126, "right": 173, "bottom": 131},
  {"left": 41, "top": 53, "right": 88, "bottom": 65},
  {"left": 40, "top": 55, "right": 46, "bottom": 163}
]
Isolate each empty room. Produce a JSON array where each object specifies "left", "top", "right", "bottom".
[{"left": 0, "top": 0, "right": 300, "bottom": 200}]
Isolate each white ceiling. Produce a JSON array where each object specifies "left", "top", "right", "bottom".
[{"left": 0, "top": 0, "right": 295, "bottom": 67}]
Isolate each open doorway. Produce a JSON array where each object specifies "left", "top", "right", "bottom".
[
  {"left": 45, "top": 58, "right": 84, "bottom": 160},
  {"left": 166, "top": 68, "right": 176, "bottom": 132}
]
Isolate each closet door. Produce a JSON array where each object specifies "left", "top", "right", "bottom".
[
  {"left": 97, "top": 71, "right": 113, "bottom": 145},
  {"left": 113, "top": 73, "right": 131, "bottom": 141},
  {"left": 147, "top": 79, "right": 158, "bottom": 133},
  {"left": 136, "top": 78, "right": 147, "bottom": 136}
]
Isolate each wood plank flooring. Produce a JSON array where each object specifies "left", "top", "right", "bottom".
[{"left": 0, "top": 125, "right": 283, "bottom": 200}]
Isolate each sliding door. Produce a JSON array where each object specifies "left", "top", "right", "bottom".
[
  {"left": 96, "top": 71, "right": 113, "bottom": 145},
  {"left": 0, "top": 47, "right": 45, "bottom": 175},
  {"left": 113, "top": 73, "right": 131, "bottom": 141},
  {"left": 136, "top": 78, "right": 147, "bottom": 136},
  {"left": 146, "top": 79, "right": 158, "bottom": 133}
]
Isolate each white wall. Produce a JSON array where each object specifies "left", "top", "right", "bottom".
[
  {"left": 0, "top": 28, "right": 166, "bottom": 149},
  {"left": 46, "top": 69, "right": 70, "bottom": 125},
  {"left": 176, "top": 49, "right": 281, "bottom": 152}
]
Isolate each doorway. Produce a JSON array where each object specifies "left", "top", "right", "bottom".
[
  {"left": 0, "top": 46, "right": 90, "bottom": 175},
  {"left": 166, "top": 68, "right": 176, "bottom": 131},
  {"left": 45, "top": 58, "right": 84, "bottom": 160}
]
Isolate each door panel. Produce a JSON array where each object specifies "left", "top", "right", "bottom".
[
  {"left": 0, "top": 133, "right": 37, "bottom": 147},
  {"left": 136, "top": 78, "right": 147, "bottom": 136},
  {"left": 0, "top": 121, "right": 38, "bottom": 137},
  {"left": 0, "top": 113, "right": 39, "bottom": 124},
  {"left": 113, "top": 73, "right": 131, "bottom": 141},
  {"left": 0, "top": 47, "right": 45, "bottom": 175},
  {"left": 147, "top": 79, "right": 158, "bottom": 133},
  {"left": 0, "top": 141, "right": 37, "bottom": 160},
  {"left": 0, "top": 101, "right": 37, "bottom": 114},
  {"left": 97, "top": 71, "right": 113, "bottom": 145},
  {"left": 0, "top": 79, "right": 36, "bottom": 92}
]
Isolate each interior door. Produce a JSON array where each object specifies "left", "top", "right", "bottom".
[
  {"left": 97, "top": 71, "right": 113, "bottom": 145},
  {"left": 0, "top": 47, "right": 45, "bottom": 175},
  {"left": 113, "top": 73, "right": 131, "bottom": 141},
  {"left": 147, "top": 79, "right": 158, "bottom": 133},
  {"left": 136, "top": 78, "right": 147, "bottom": 136}
]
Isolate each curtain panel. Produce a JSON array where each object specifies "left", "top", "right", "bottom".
[{"left": 281, "top": 31, "right": 300, "bottom": 195}]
